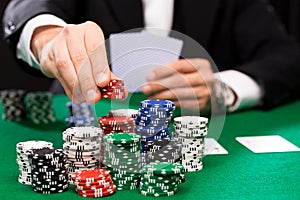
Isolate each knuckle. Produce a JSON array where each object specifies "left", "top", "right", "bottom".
[
  {"left": 56, "top": 59, "right": 70, "bottom": 70},
  {"left": 72, "top": 52, "right": 88, "bottom": 64}
]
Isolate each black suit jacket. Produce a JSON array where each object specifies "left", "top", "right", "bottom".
[{"left": 2, "top": 0, "right": 300, "bottom": 109}]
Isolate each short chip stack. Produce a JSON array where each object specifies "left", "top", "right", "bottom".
[
  {"left": 173, "top": 116, "right": 208, "bottom": 172},
  {"left": 30, "top": 148, "right": 69, "bottom": 194},
  {"left": 72, "top": 169, "right": 116, "bottom": 198},
  {"left": 65, "top": 102, "right": 95, "bottom": 127},
  {"left": 145, "top": 138, "right": 182, "bottom": 164},
  {"left": 140, "top": 162, "right": 185, "bottom": 197},
  {"left": 16, "top": 140, "right": 53, "bottom": 185},
  {"left": 0, "top": 90, "right": 26, "bottom": 121},
  {"left": 98, "top": 116, "right": 135, "bottom": 135},
  {"left": 103, "top": 133, "right": 142, "bottom": 190},
  {"left": 25, "top": 92, "right": 56, "bottom": 124},
  {"left": 62, "top": 127, "right": 102, "bottom": 175},
  {"left": 100, "top": 79, "right": 126, "bottom": 100}
]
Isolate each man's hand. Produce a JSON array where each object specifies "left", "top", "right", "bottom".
[
  {"left": 31, "top": 21, "right": 117, "bottom": 104},
  {"left": 142, "top": 58, "right": 215, "bottom": 114}
]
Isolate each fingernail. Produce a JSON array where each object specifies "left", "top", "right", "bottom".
[
  {"left": 147, "top": 72, "right": 155, "bottom": 81},
  {"left": 96, "top": 72, "right": 108, "bottom": 84},
  {"left": 87, "top": 89, "right": 96, "bottom": 102},
  {"left": 142, "top": 84, "right": 152, "bottom": 94}
]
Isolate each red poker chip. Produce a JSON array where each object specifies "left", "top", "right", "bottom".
[
  {"left": 106, "top": 79, "right": 124, "bottom": 86},
  {"left": 71, "top": 169, "right": 110, "bottom": 182},
  {"left": 98, "top": 116, "right": 134, "bottom": 125},
  {"left": 76, "top": 185, "right": 116, "bottom": 197},
  {"left": 76, "top": 184, "right": 116, "bottom": 194},
  {"left": 74, "top": 178, "right": 113, "bottom": 187},
  {"left": 75, "top": 182, "right": 113, "bottom": 190}
]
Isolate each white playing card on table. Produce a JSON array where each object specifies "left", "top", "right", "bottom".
[
  {"left": 109, "top": 31, "right": 183, "bottom": 92},
  {"left": 204, "top": 138, "right": 228, "bottom": 155},
  {"left": 236, "top": 135, "right": 300, "bottom": 153}
]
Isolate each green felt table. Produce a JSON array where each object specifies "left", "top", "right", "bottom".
[{"left": 1, "top": 93, "right": 300, "bottom": 200}]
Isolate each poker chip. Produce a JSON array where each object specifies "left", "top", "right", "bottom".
[
  {"left": 140, "top": 162, "right": 184, "bottom": 197},
  {"left": 108, "top": 109, "right": 138, "bottom": 118},
  {"left": 103, "top": 133, "right": 142, "bottom": 190},
  {"left": 62, "top": 127, "right": 102, "bottom": 179},
  {"left": 16, "top": 141, "right": 54, "bottom": 185},
  {"left": 66, "top": 102, "right": 95, "bottom": 127},
  {"left": 30, "top": 148, "right": 69, "bottom": 194},
  {"left": 72, "top": 169, "right": 116, "bottom": 198},
  {"left": 100, "top": 79, "right": 126, "bottom": 100},
  {"left": 0, "top": 90, "right": 26, "bottom": 121},
  {"left": 25, "top": 92, "right": 56, "bottom": 124},
  {"left": 98, "top": 116, "right": 135, "bottom": 134},
  {"left": 173, "top": 116, "right": 208, "bottom": 172}
]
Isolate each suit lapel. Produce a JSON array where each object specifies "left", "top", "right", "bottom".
[
  {"left": 106, "top": 0, "right": 144, "bottom": 31},
  {"left": 174, "top": 0, "right": 220, "bottom": 48}
]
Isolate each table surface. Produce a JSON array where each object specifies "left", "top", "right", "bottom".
[{"left": 1, "top": 93, "right": 300, "bottom": 200}]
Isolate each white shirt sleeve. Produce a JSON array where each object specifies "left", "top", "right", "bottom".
[
  {"left": 214, "top": 70, "right": 263, "bottom": 112},
  {"left": 17, "top": 14, "right": 67, "bottom": 70}
]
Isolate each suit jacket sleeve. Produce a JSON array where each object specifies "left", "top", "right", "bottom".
[{"left": 233, "top": 0, "right": 300, "bottom": 109}]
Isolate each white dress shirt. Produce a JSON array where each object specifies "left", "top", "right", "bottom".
[{"left": 16, "top": 0, "right": 262, "bottom": 111}]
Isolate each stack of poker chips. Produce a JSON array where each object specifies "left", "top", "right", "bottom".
[
  {"left": 65, "top": 102, "right": 95, "bottom": 127},
  {"left": 134, "top": 100, "right": 175, "bottom": 165},
  {"left": 100, "top": 79, "right": 126, "bottom": 100},
  {"left": 145, "top": 138, "right": 182, "bottom": 164},
  {"left": 173, "top": 116, "right": 208, "bottom": 172},
  {"left": 103, "top": 133, "right": 142, "bottom": 190},
  {"left": 30, "top": 148, "right": 69, "bottom": 194},
  {"left": 72, "top": 169, "right": 116, "bottom": 198},
  {"left": 25, "top": 92, "right": 56, "bottom": 124},
  {"left": 135, "top": 99, "right": 175, "bottom": 145},
  {"left": 98, "top": 116, "right": 135, "bottom": 135},
  {"left": 107, "top": 109, "right": 138, "bottom": 118},
  {"left": 0, "top": 90, "right": 26, "bottom": 121},
  {"left": 16, "top": 140, "right": 53, "bottom": 185},
  {"left": 62, "top": 127, "right": 102, "bottom": 175},
  {"left": 140, "top": 162, "right": 185, "bottom": 197}
]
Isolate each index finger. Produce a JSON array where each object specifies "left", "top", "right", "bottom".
[
  {"left": 147, "top": 59, "right": 205, "bottom": 81},
  {"left": 84, "top": 22, "right": 111, "bottom": 88}
]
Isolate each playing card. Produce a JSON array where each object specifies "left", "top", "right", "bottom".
[
  {"left": 109, "top": 31, "right": 183, "bottom": 92},
  {"left": 204, "top": 138, "right": 228, "bottom": 155},
  {"left": 236, "top": 135, "right": 300, "bottom": 153}
]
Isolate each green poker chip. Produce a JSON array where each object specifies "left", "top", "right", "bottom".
[
  {"left": 104, "top": 133, "right": 141, "bottom": 144},
  {"left": 142, "top": 162, "right": 184, "bottom": 175}
]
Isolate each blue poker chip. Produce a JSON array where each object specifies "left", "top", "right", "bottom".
[
  {"left": 140, "top": 100, "right": 175, "bottom": 108},
  {"left": 65, "top": 116, "right": 95, "bottom": 127}
]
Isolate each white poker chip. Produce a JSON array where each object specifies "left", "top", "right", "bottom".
[{"left": 62, "top": 127, "right": 102, "bottom": 138}]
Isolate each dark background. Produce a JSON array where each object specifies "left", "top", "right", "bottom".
[{"left": 0, "top": 0, "right": 299, "bottom": 91}]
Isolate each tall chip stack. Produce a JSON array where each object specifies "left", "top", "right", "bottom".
[
  {"left": 134, "top": 100, "right": 175, "bottom": 166},
  {"left": 103, "top": 133, "right": 142, "bottom": 190},
  {"left": 25, "top": 92, "right": 56, "bottom": 124},
  {"left": 140, "top": 162, "right": 185, "bottom": 197},
  {"left": 62, "top": 127, "right": 102, "bottom": 178},
  {"left": 30, "top": 148, "right": 69, "bottom": 194},
  {"left": 16, "top": 141, "right": 53, "bottom": 185},
  {"left": 65, "top": 102, "right": 95, "bottom": 127},
  {"left": 0, "top": 90, "right": 26, "bottom": 121},
  {"left": 172, "top": 116, "right": 208, "bottom": 172}
]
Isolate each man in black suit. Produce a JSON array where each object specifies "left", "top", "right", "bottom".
[{"left": 2, "top": 0, "right": 300, "bottom": 113}]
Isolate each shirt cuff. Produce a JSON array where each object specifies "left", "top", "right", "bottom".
[
  {"left": 214, "top": 70, "right": 263, "bottom": 112},
  {"left": 16, "top": 14, "right": 67, "bottom": 70}
]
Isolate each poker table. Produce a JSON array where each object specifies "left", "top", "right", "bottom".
[{"left": 1, "top": 93, "right": 300, "bottom": 200}]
